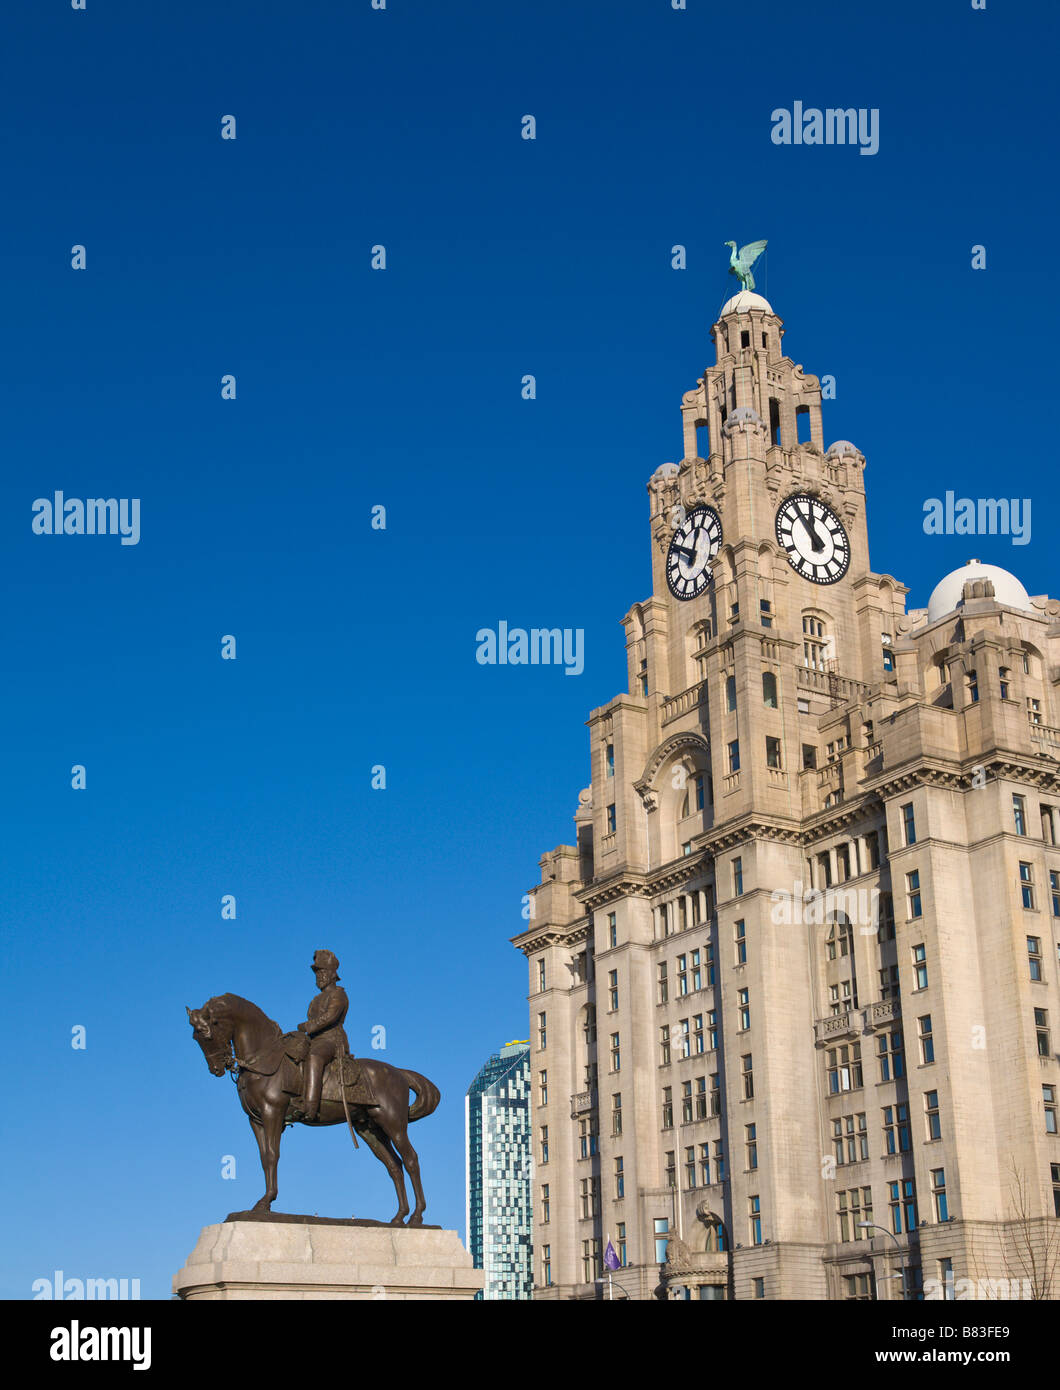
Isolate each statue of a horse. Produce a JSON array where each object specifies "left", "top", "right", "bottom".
[{"left": 187, "top": 994, "right": 439, "bottom": 1225}]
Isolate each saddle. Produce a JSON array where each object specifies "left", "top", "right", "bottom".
[{"left": 239, "top": 1032, "right": 377, "bottom": 1107}]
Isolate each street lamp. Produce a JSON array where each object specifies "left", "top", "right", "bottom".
[{"left": 858, "top": 1221, "right": 907, "bottom": 1300}]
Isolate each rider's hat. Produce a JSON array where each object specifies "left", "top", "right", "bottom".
[{"left": 312, "top": 949, "right": 340, "bottom": 978}]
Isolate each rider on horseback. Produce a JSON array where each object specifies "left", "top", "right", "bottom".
[{"left": 297, "top": 949, "right": 349, "bottom": 1121}]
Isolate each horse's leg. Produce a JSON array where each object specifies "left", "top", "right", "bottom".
[
  {"left": 251, "top": 1094, "right": 285, "bottom": 1213},
  {"left": 247, "top": 1114, "right": 269, "bottom": 1212},
  {"left": 357, "top": 1121, "right": 409, "bottom": 1226},
  {"left": 389, "top": 1126, "right": 427, "bottom": 1226}
]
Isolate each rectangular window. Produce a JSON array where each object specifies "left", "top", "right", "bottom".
[
  {"left": 694, "top": 1074, "right": 707, "bottom": 1120},
  {"left": 660, "top": 1024, "right": 671, "bottom": 1066},
  {"left": 537, "top": 958, "right": 546, "bottom": 991},
  {"left": 1035, "top": 1008, "right": 1051, "bottom": 1057},
  {"left": 578, "top": 1117, "right": 598, "bottom": 1158},
  {"left": 802, "top": 742, "right": 817, "bottom": 769},
  {"left": 710, "top": 1072, "right": 721, "bottom": 1116},
  {"left": 746, "top": 1123, "right": 758, "bottom": 1170},
  {"left": 653, "top": 1217, "right": 669, "bottom": 1264},
  {"left": 690, "top": 948, "right": 702, "bottom": 991},
  {"left": 606, "top": 743, "right": 614, "bottom": 777},
  {"left": 657, "top": 961, "right": 668, "bottom": 1004},
  {"left": 725, "top": 674, "right": 736, "bottom": 711},
  {"left": 685, "top": 1145, "right": 696, "bottom": 1189},
  {"left": 699, "top": 1143, "right": 711, "bottom": 1187},
  {"left": 678, "top": 1018, "right": 691, "bottom": 1059},
  {"left": 931, "top": 1168, "right": 948, "bottom": 1223},
  {"left": 614, "top": 1155, "right": 625, "bottom": 1199},
  {"left": 728, "top": 740, "right": 740, "bottom": 773},
  {"left": 542, "top": 1244, "right": 551, "bottom": 1286},
  {"left": 538, "top": 1070, "right": 548, "bottom": 1105},
  {"left": 902, "top": 802, "right": 916, "bottom": 845},
  {"left": 832, "top": 1112, "right": 869, "bottom": 1165},
  {"left": 827, "top": 1043, "right": 863, "bottom": 1093},
  {"left": 1044, "top": 1084, "right": 1057, "bottom": 1135},
  {"left": 836, "top": 1187, "right": 873, "bottom": 1243},
  {"left": 889, "top": 1177, "right": 918, "bottom": 1234},
  {"left": 735, "top": 919, "right": 746, "bottom": 965},
  {"left": 749, "top": 1194, "right": 762, "bottom": 1246},
  {"left": 1028, "top": 936, "right": 1043, "bottom": 982},
  {"left": 608, "top": 969, "right": 619, "bottom": 1011},
  {"left": 692, "top": 1014, "right": 704, "bottom": 1053},
  {"left": 540, "top": 1126, "right": 549, "bottom": 1164},
  {"left": 1029, "top": 696, "right": 1042, "bottom": 725},
  {"left": 918, "top": 1015, "right": 934, "bottom": 1065},
  {"left": 876, "top": 1028, "right": 904, "bottom": 1082},
  {"left": 938, "top": 1257, "right": 955, "bottom": 1301},
  {"left": 612, "top": 1092, "right": 622, "bottom": 1136},
  {"left": 1020, "top": 861, "right": 1035, "bottom": 910},
  {"left": 925, "top": 1090, "right": 941, "bottom": 1141},
  {"left": 665, "top": 1151, "right": 676, "bottom": 1188},
  {"left": 738, "top": 988, "right": 750, "bottom": 1031},
  {"left": 1051, "top": 871, "right": 1060, "bottom": 917},
  {"left": 741, "top": 1053, "right": 754, "bottom": 1100},
  {"left": 610, "top": 1032, "right": 621, "bottom": 1072},
  {"left": 1014, "top": 794, "right": 1027, "bottom": 836},
  {"left": 681, "top": 1079, "right": 693, "bottom": 1124},
  {"left": 714, "top": 1138, "right": 726, "bottom": 1182},
  {"left": 967, "top": 670, "right": 978, "bottom": 704},
  {"left": 706, "top": 942, "right": 716, "bottom": 986},
  {"left": 606, "top": 803, "right": 616, "bottom": 834},
  {"left": 676, "top": 953, "right": 688, "bottom": 995},
  {"left": 766, "top": 736, "right": 782, "bottom": 769},
  {"left": 912, "top": 943, "right": 928, "bottom": 990},
  {"left": 883, "top": 1103, "right": 911, "bottom": 1154},
  {"left": 753, "top": 1276, "right": 765, "bottom": 1299},
  {"left": 608, "top": 911, "right": 617, "bottom": 949},
  {"left": 541, "top": 1184, "right": 550, "bottom": 1223},
  {"left": 1052, "top": 1163, "right": 1060, "bottom": 1218},
  {"left": 733, "top": 856, "right": 744, "bottom": 895},
  {"left": 760, "top": 599, "right": 773, "bottom": 629},
  {"left": 708, "top": 1010, "right": 718, "bottom": 1050},
  {"left": 538, "top": 1012, "right": 547, "bottom": 1049},
  {"left": 907, "top": 870, "right": 922, "bottom": 920},
  {"left": 661, "top": 1086, "right": 673, "bottom": 1129},
  {"left": 616, "top": 1223, "right": 627, "bottom": 1267}
]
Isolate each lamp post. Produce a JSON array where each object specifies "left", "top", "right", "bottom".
[{"left": 858, "top": 1221, "right": 906, "bottom": 1300}]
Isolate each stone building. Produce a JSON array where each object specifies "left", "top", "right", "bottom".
[{"left": 512, "top": 290, "right": 1060, "bottom": 1300}]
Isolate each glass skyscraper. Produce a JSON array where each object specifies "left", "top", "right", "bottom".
[{"left": 465, "top": 1040, "right": 533, "bottom": 1300}]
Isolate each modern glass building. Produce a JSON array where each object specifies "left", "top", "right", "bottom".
[{"left": 465, "top": 1040, "right": 533, "bottom": 1299}]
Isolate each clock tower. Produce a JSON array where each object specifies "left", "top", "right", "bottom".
[{"left": 514, "top": 285, "right": 1060, "bottom": 1302}]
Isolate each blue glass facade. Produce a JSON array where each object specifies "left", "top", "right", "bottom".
[{"left": 465, "top": 1041, "right": 533, "bottom": 1300}]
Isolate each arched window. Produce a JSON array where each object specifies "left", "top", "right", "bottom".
[{"left": 762, "top": 672, "right": 778, "bottom": 708}]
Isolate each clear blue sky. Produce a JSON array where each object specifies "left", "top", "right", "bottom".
[{"left": 2, "top": 0, "right": 1056, "bottom": 1298}]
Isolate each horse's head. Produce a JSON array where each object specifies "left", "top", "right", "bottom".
[{"left": 186, "top": 999, "right": 234, "bottom": 1077}]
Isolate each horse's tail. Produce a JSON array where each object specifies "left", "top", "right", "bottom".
[{"left": 403, "top": 1069, "right": 441, "bottom": 1123}]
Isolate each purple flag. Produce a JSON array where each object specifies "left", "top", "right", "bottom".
[{"left": 604, "top": 1239, "right": 621, "bottom": 1271}]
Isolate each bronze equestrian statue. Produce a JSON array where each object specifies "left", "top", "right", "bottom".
[{"left": 186, "top": 950, "right": 439, "bottom": 1226}]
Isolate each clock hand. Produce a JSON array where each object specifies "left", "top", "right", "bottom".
[
  {"left": 673, "top": 544, "right": 697, "bottom": 562},
  {"left": 798, "top": 504, "right": 826, "bottom": 552}
]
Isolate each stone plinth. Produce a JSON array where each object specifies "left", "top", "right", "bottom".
[{"left": 173, "top": 1220, "right": 484, "bottom": 1300}]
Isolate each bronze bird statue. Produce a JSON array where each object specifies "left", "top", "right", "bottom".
[{"left": 724, "top": 239, "right": 768, "bottom": 292}]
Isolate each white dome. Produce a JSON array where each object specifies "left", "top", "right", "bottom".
[
  {"left": 718, "top": 290, "right": 774, "bottom": 317},
  {"left": 926, "top": 559, "right": 1032, "bottom": 623}
]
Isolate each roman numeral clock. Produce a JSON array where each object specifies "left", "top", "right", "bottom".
[
  {"left": 775, "top": 493, "right": 849, "bottom": 585},
  {"left": 666, "top": 506, "right": 722, "bottom": 600}
]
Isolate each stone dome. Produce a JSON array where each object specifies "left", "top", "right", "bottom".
[
  {"left": 926, "top": 559, "right": 1033, "bottom": 624},
  {"left": 826, "top": 440, "right": 862, "bottom": 459},
  {"left": 651, "top": 462, "right": 680, "bottom": 482},
  {"left": 718, "top": 290, "right": 774, "bottom": 317}
]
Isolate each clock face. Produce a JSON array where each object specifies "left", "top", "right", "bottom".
[
  {"left": 666, "top": 506, "right": 722, "bottom": 600},
  {"left": 775, "top": 494, "right": 850, "bottom": 585}
]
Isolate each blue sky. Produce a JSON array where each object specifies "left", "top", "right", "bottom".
[{"left": 2, "top": 0, "right": 1057, "bottom": 1298}]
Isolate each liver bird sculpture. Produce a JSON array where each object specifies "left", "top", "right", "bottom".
[{"left": 724, "top": 239, "right": 767, "bottom": 292}]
